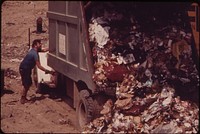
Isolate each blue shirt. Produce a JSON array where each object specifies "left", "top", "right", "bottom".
[{"left": 19, "top": 48, "right": 39, "bottom": 70}]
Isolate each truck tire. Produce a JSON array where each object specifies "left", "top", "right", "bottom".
[{"left": 76, "top": 90, "right": 94, "bottom": 131}]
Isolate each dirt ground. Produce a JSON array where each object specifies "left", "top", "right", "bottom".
[{"left": 1, "top": 1, "right": 80, "bottom": 133}]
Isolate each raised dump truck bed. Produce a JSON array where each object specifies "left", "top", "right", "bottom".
[{"left": 47, "top": 1, "right": 96, "bottom": 92}]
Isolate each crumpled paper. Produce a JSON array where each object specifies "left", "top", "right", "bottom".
[
  {"left": 84, "top": 2, "right": 199, "bottom": 133},
  {"left": 89, "top": 17, "right": 110, "bottom": 48}
]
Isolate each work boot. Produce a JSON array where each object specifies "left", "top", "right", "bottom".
[{"left": 20, "top": 96, "right": 29, "bottom": 104}]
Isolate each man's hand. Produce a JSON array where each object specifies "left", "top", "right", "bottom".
[{"left": 45, "top": 70, "right": 55, "bottom": 75}]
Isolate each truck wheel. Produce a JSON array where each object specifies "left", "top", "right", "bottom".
[{"left": 76, "top": 90, "right": 94, "bottom": 131}]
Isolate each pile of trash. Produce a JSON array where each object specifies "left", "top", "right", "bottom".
[
  {"left": 84, "top": 86, "right": 199, "bottom": 133},
  {"left": 4, "top": 68, "right": 19, "bottom": 79},
  {"left": 85, "top": 2, "right": 199, "bottom": 133}
]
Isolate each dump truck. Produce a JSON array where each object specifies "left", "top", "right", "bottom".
[{"left": 34, "top": 1, "right": 199, "bottom": 131}]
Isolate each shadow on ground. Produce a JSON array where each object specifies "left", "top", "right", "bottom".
[
  {"left": 28, "top": 85, "right": 65, "bottom": 104},
  {"left": 1, "top": 88, "right": 14, "bottom": 97}
]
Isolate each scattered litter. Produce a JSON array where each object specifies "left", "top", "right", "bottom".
[
  {"left": 10, "top": 58, "right": 22, "bottom": 62},
  {"left": 4, "top": 68, "right": 18, "bottom": 79}
]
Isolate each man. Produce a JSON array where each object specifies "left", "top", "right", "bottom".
[{"left": 19, "top": 39, "right": 53, "bottom": 104}]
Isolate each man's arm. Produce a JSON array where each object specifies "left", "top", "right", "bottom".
[
  {"left": 38, "top": 47, "right": 49, "bottom": 52},
  {"left": 41, "top": 47, "right": 49, "bottom": 52}
]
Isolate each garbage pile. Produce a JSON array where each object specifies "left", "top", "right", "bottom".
[
  {"left": 85, "top": 2, "right": 199, "bottom": 133},
  {"left": 4, "top": 68, "right": 19, "bottom": 79},
  {"left": 84, "top": 87, "right": 199, "bottom": 133}
]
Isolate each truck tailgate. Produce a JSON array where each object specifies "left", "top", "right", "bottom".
[{"left": 36, "top": 52, "right": 53, "bottom": 85}]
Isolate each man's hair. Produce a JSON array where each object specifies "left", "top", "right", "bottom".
[{"left": 32, "top": 39, "right": 41, "bottom": 47}]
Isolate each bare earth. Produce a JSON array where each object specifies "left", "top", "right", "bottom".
[{"left": 1, "top": 1, "right": 80, "bottom": 133}]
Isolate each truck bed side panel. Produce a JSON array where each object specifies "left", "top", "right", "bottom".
[{"left": 47, "top": 1, "right": 96, "bottom": 91}]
